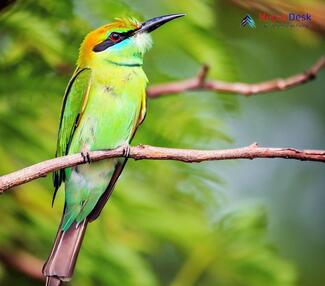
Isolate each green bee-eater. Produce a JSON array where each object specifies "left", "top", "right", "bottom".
[{"left": 43, "top": 14, "right": 185, "bottom": 286}]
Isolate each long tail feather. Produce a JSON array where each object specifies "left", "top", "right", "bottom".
[
  {"left": 43, "top": 219, "right": 88, "bottom": 283},
  {"left": 43, "top": 160, "right": 126, "bottom": 284},
  {"left": 46, "top": 277, "right": 62, "bottom": 286}
]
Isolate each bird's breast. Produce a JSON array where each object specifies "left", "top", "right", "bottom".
[{"left": 69, "top": 69, "right": 146, "bottom": 153}]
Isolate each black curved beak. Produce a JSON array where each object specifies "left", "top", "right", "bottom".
[
  {"left": 135, "top": 13, "right": 186, "bottom": 34},
  {"left": 93, "top": 14, "right": 185, "bottom": 52}
]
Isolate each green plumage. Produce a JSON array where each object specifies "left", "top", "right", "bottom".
[
  {"left": 50, "top": 14, "right": 182, "bottom": 233},
  {"left": 55, "top": 62, "right": 147, "bottom": 231},
  {"left": 44, "top": 15, "right": 184, "bottom": 286}
]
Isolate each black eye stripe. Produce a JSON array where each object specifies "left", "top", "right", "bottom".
[{"left": 93, "top": 29, "right": 139, "bottom": 53}]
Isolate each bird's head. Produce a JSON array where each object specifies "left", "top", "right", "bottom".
[{"left": 78, "top": 14, "right": 185, "bottom": 68}]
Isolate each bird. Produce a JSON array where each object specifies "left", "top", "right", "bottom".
[{"left": 42, "top": 13, "right": 185, "bottom": 286}]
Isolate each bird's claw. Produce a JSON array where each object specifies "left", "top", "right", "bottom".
[
  {"left": 81, "top": 150, "right": 91, "bottom": 164},
  {"left": 122, "top": 144, "right": 130, "bottom": 158}
]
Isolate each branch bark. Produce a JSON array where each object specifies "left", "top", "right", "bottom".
[
  {"left": 147, "top": 56, "right": 325, "bottom": 98},
  {"left": 0, "top": 144, "right": 324, "bottom": 193}
]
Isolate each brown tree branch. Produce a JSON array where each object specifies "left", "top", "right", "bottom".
[
  {"left": 0, "top": 250, "right": 44, "bottom": 282},
  {"left": 0, "top": 143, "right": 324, "bottom": 193},
  {"left": 147, "top": 56, "right": 325, "bottom": 97}
]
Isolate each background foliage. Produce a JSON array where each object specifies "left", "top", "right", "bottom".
[{"left": 0, "top": 0, "right": 324, "bottom": 285}]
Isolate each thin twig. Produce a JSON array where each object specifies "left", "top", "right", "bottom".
[
  {"left": 147, "top": 56, "right": 325, "bottom": 97},
  {"left": 0, "top": 144, "right": 324, "bottom": 193}
]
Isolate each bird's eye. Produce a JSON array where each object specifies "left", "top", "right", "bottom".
[{"left": 109, "top": 32, "right": 121, "bottom": 42}]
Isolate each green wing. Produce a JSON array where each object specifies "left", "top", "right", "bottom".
[{"left": 53, "top": 67, "right": 92, "bottom": 197}]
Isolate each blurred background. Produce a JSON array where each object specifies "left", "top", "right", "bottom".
[{"left": 0, "top": 0, "right": 324, "bottom": 285}]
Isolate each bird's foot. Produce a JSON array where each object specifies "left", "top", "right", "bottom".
[
  {"left": 81, "top": 146, "right": 91, "bottom": 164},
  {"left": 121, "top": 143, "right": 130, "bottom": 158}
]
